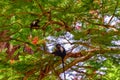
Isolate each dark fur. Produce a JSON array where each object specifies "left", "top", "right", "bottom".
[
  {"left": 52, "top": 44, "right": 66, "bottom": 80},
  {"left": 52, "top": 44, "right": 66, "bottom": 59},
  {"left": 30, "top": 19, "right": 40, "bottom": 30}
]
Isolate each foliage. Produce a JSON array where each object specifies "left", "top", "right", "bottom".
[{"left": 0, "top": 0, "right": 120, "bottom": 80}]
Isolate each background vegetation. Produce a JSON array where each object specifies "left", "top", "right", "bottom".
[{"left": 0, "top": 0, "right": 120, "bottom": 80}]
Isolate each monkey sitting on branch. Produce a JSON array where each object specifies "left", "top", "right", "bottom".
[{"left": 52, "top": 44, "right": 66, "bottom": 80}]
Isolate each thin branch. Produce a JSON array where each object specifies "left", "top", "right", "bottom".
[
  {"left": 107, "top": 0, "right": 119, "bottom": 24},
  {"left": 34, "top": 0, "right": 45, "bottom": 12},
  {"left": 71, "top": 42, "right": 96, "bottom": 49},
  {"left": 23, "top": 68, "right": 36, "bottom": 80},
  {"left": 56, "top": 47, "right": 120, "bottom": 75},
  {"left": 63, "top": 36, "right": 72, "bottom": 45},
  {"left": 83, "top": 18, "right": 116, "bottom": 28},
  {"left": 71, "top": 68, "right": 88, "bottom": 75},
  {"left": 41, "top": 20, "right": 65, "bottom": 30}
]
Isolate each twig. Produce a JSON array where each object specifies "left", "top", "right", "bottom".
[{"left": 107, "top": 0, "right": 119, "bottom": 24}]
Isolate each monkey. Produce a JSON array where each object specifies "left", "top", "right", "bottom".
[
  {"left": 52, "top": 44, "right": 66, "bottom": 80},
  {"left": 30, "top": 19, "right": 40, "bottom": 31},
  {"left": 29, "top": 19, "right": 40, "bottom": 38},
  {"left": 53, "top": 44, "right": 66, "bottom": 58}
]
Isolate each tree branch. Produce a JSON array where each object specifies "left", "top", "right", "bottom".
[{"left": 107, "top": 0, "right": 119, "bottom": 24}]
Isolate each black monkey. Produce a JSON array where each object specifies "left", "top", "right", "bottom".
[
  {"left": 53, "top": 44, "right": 66, "bottom": 58},
  {"left": 30, "top": 19, "right": 40, "bottom": 31},
  {"left": 29, "top": 19, "right": 40, "bottom": 38},
  {"left": 52, "top": 44, "right": 66, "bottom": 80}
]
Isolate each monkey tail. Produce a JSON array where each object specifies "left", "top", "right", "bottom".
[{"left": 62, "top": 58, "right": 66, "bottom": 80}]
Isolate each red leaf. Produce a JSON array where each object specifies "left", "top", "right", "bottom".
[{"left": 32, "top": 36, "right": 39, "bottom": 45}]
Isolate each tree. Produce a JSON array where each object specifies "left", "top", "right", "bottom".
[{"left": 0, "top": 0, "right": 120, "bottom": 80}]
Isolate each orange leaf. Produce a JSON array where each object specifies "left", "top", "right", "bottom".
[{"left": 32, "top": 36, "right": 39, "bottom": 45}]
